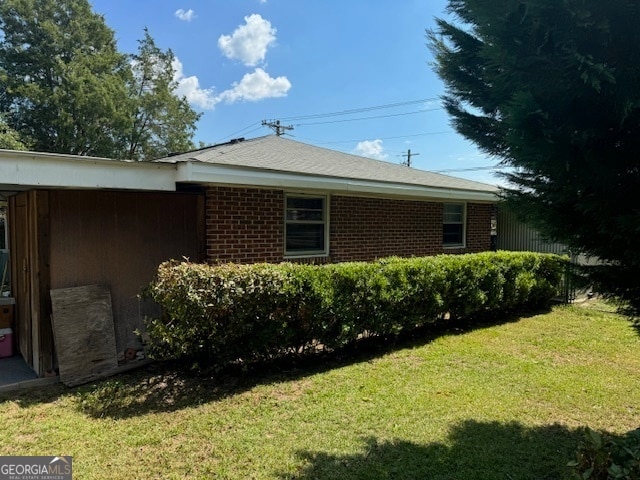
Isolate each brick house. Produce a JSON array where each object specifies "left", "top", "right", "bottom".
[
  {"left": 0, "top": 135, "right": 497, "bottom": 380},
  {"left": 161, "top": 135, "right": 498, "bottom": 264}
]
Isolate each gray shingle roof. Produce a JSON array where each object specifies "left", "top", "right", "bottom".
[{"left": 159, "top": 135, "right": 498, "bottom": 193}]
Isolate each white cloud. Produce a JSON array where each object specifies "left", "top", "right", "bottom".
[
  {"left": 218, "top": 14, "right": 276, "bottom": 66},
  {"left": 175, "top": 8, "right": 196, "bottom": 22},
  {"left": 172, "top": 58, "right": 216, "bottom": 109},
  {"left": 216, "top": 68, "right": 291, "bottom": 103},
  {"left": 354, "top": 139, "right": 388, "bottom": 160}
]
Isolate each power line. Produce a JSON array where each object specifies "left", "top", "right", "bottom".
[
  {"left": 277, "top": 97, "right": 440, "bottom": 122},
  {"left": 434, "top": 165, "right": 503, "bottom": 173},
  {"left": 314, "top": 131, "right": 454, "bottom": 145},
  {"left": 216, "top": 122, "right": 262, "bottom": 143},
  {"left": 295, "top": 107, "right": 442, "bottom": 127}
]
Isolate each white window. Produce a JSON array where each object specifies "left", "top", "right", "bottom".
[
  {"left": 443, "top": 203, "right": 465, "bottom": 247},
  {"left": 285, "top": 194, "right": 328, "bottom": 256}
]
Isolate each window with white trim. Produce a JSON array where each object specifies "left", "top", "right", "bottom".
[
  {"left": 443, "top": 203, "right": 465, "bottom": 247},
  {"left": 285, "top": 195, "right": 328, "bottom": 256}
]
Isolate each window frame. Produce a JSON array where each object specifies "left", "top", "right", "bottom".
[
  {"left": 284, "top": 193, "right": 329, "bottom": 258},
  {"left": 442, "top": 202, "right": 466, "bottom": 248}
]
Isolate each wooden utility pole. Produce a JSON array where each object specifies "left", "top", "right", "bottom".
[
  {"left": 401, "top": 149, "right": 419, "bottom": 167},
  {"left": 261, "top": 120, "right": 293, "bottom": 136}
]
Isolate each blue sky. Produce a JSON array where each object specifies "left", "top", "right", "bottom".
[{"left": 89, "top": 0, "right": 500, "bottom": 185}]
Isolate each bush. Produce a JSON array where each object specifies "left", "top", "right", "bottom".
[
  {"left": 143, "top": 252, "right": 565, "bottom": 371},
  {"left": 569, "top": 428, "right": 640, "bottom": 479}
]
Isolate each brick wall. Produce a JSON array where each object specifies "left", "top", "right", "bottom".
[
  {"left": 330, "top": 196, "right": 442, "bottom": 262},
  {"left": 205, "top": 186, "right": 493, "bottom": 264},
  {"left": 205, "top": 186, "right": 283, "bottom": 263}
]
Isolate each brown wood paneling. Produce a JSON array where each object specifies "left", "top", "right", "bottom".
[
  {"left": 33, "top": 191, "right": 53, "bottom": 374},
  {"left": 48, "top": 190, "right": 203, "bottom": 354},
  {"left": 9, "top": 193, "right": 32, "bottom": 368}
]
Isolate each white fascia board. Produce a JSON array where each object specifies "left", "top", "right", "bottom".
[
  {"left": 0, "top": 150, "right": 176, "bottom": 191},
  {"left": 176, "top": 162, "right": 498, "bottom": 203}
]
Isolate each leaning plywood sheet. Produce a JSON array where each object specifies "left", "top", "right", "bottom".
[{"left": 50, "top": 285, "right": 118, "bottom": 387}]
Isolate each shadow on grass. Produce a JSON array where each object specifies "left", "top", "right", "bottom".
[
  {"left": 2, "top": 305, "right": 553, "bottom": 419},
  {"left": 281, "top": 420, "right": 587, "bottom": 480}
]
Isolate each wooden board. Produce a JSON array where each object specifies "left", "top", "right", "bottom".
[{"left": 50, "top": 285, "right": 118, "bottom": 387}]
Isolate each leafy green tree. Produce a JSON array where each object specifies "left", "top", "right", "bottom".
[
  {"left": 0, "top": 1, "right": 201, "bottom": 160},
  {"left": 0, "top": 115, "right": 27, "bottom": 150},
  {"left": 429, "top": 1, "right": 640, "bottom": 314},
  {"left": 0, "top": 0, "right": 131, "bottom": 157},
  {"left": 126, "top": 29, "right": 201, "bottom": 160}
]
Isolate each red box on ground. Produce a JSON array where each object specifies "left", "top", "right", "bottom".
[{"left": 0, "top": 328, "right": 13, "bottom": 358}]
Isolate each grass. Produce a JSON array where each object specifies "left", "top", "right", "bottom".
[{"left": 1, "top": 302, "right": 639, "bottom": 479}]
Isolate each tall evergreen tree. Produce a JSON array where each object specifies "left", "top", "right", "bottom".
[
  {"left": 126, "top": 29, "right": 201, "bottom": 161},
  {"left": 0, "top": 0, "right": 131, "bottom": 157},
  {"left": 429, "top": 1, "right": 640, "bottom": 314}
]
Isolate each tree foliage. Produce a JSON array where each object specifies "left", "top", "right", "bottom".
[
  {"left": 0, "top": 0, "right": 131, "bottom": 157},
  {"left": 429, "top": 0, "right": 640, "bottom": 314},
  {"left": 0, "top": 0, "right": 200, "bottom": 160},
  {"left": 0, "top": 115, "right": 27, "bottom": 150},
  {"left": 126, "top": 30, "right": 201, "bottom": 161}
]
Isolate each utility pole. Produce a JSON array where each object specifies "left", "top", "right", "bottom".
[
  {"left": 261, "top": 119, "right": 293, "bottom": 136},
  {"left": 401, "top": 149, "right": 419, "bottom": 167}
]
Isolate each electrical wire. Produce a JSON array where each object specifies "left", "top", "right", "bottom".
[
  {"left": 434, "top": 165, "right": 503, "bottom": 173},
  {"left": 216, "top": 122, "right": 262, "bottom": 143},
  {"left": 295, "top": 107, "right": 442, "bottom": 127},
  {"left": 276, "top": 97, "right": 440, "bottom": 122},
  {"left": 313, "top": 131, "right": 454, "bottom": 145}
]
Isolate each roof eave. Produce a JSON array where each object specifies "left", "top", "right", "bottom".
[
  {"left": 176, "top": 162, "right": 498, "bottom": 203},
  {"left": 0, "top": 150, "right": 177, "bottom": 191}
]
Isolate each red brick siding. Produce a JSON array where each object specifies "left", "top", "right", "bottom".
[
  {"left": 205, "top": 186, "right": 283, "bottom": 263},
  {"left": 330, "top": 197, "right": 492, "bottom": 262},
  {"left": 204, "top": 186, "right": 493, "bottom": 264},
  {"left": 466, "top": 203, "right": 493, "bottom": 252},
  {"left": 330, "top": 196, "right": 442, "bottom": 262}
]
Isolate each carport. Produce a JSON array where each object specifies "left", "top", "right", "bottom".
[{"left": 0, "top": 150, "right": 204, "bottom": 379}]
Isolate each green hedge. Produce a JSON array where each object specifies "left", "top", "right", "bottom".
[{"left": 143, "top": 251, "right": 565, "bottom": 370}]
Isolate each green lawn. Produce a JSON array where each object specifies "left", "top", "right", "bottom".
[{"left": 2, "top": 302, "right": 639, "bottom": 479}]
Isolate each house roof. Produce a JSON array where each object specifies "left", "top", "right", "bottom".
[
  {"left": 160, "top": 135, "right": 498, "bottom": 202},
  {"left": 0, "top": 136, "right": 499, "bottom": 202}
]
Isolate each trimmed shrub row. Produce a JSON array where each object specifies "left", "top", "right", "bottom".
[{"left": 143, "top": 251, "right": 565, "bottom": 370}]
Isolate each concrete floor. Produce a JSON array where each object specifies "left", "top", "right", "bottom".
[{"left": 0, "top": 354, "right": 38, "bottom": 387}]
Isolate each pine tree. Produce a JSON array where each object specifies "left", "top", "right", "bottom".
[
  {"left": 429, "top": 1, "right": 640, "bottom": 314},
  {"left": 126, "top": 29, "right": 201, "bottom": 161}
]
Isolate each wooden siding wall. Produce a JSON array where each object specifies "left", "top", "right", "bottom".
[{"left": 48, "top": 190, "right": 205, "bottom": 355}]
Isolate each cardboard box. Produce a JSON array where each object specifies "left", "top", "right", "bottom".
[
  {"left": 0, "top": 304, "right": 13, "bottom": 329},
  {"left": 0, "top": 328, "right": 12, "bottom": 358}
]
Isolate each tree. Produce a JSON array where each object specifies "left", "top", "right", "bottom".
[
  {"left": 126, "top": 29, "right": 201, "bottom": 161},
  {"left": 0, "top": 116, "right": 27, "bottom": 150},
  {"left": 429, "top": 1, "right": 640, "bottom": 314},
  {"left": 0, "top": 0, "right": 201, "bottom": 160},
  {"left": 0, "top": 0, "right": 131, "bottom": 157}
]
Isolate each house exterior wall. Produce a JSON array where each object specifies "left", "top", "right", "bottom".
[
  {"left": 205, "top": 186, "right": 493, "bottom": 264},
  {"left": 205, "top": 186, "right": 284, "bottom": 263},
  {"left": 48, "top": 190, "right": 205, "bottom": 355}
]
